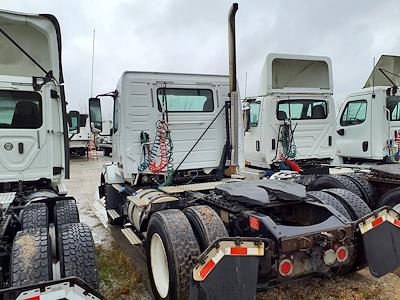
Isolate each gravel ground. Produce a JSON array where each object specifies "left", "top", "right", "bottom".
[{"left": 66, "top": 154, "right": 400, "bottom": 300}]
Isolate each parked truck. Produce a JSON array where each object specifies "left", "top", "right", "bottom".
[
  {"left": 0, "top": 9, "right": 101, "bottom": 300},
  {"left": 243, "top": 53, "right": 336, "bottom": 173},
  {"left": 96, "top": 120, "right": 113, "bottom": 156},
  {"left": 68, "top": 112, "right": 92, "bottom": 157},
  {"left": 89, "top": 4, "right": 400, "bottom": 300}
]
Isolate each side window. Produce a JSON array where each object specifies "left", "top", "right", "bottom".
[
  {"left": 157, "top": 88, "right": 214, "bottom": 112},
  {"left": 387, "top": 96, "right": 400, "bottom": 121},
  {"left": 340, "top": 100, "right": 367, "bottom": 126},
  {"left": 113, "top": 96, "right": 120, "bottom": 133},
  {"left": 249, "top": 101, "right": 261, "bottom": 127},
  {"left": 79, "top": 114, "right": 88, "bottom": 127},
  {"left": 0, "top": 90, "right": 42, "bottom": 129}
]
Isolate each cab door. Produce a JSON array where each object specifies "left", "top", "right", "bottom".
[
  {"left": 244, "top": 99, "right": 263, "bottom": 166},
  {"left": 336, "top": 96, "right": 372, "bottom": 159}
]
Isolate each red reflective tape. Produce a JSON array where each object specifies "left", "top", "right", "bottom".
[
  {"left": 249, "top": 216, "right": 260, "bottom": 231},
  {"left": 230, "top": 247, "right": 248, "bottom": 255},
  {"left": 24, "top": 296, "right": 40, "bottom": 300},
  {"left": 394, "top": 218, "right": 400, "bottom": 227},
  {"left": 200, "top": 259, "right": 216, "bottom": 279},
  {"left": 371, "top": 216, "right": 383, "bottom": 228}
]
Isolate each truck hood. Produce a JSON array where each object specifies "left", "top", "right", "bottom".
[
  {"left": 258, "top": 53, "right": 333, "bottom": 95},
  {"left": 364, "top": 55, "right": 400, "bottom": 89},
  {"left": 0, "top": 9, "right": 63, "bottom": 83}
]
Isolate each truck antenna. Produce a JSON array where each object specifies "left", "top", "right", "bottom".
[
  {"left": 245, "top": 71, "right": 248, "bottom": 98},
  {"left": 90, "top": 29, "right": 96, "bottom": 97}
]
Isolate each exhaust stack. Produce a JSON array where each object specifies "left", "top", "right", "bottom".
[{"left": 228, "top": 3, "right": 239, "bottom": 168}]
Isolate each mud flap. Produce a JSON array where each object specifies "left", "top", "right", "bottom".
[
  {"left": 189, "top": 238, "right": 266, "bottom": 300},
  {"left": 189, "top": 256, "right": 260, "bottom": 300},
  {"left": 358, "top": 207, "right": 400, "bottom": 277}
]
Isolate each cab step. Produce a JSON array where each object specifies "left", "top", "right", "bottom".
[
  {"left": 106, "top": 209, "right": 121, "bottom": 221},
  {"left": 121, "top": 228, "right": 142, "bottom": 245}
]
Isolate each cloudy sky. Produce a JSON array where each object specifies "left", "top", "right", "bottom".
[{"left": 2, "top": 0, "right": 400, "bottom": 118}]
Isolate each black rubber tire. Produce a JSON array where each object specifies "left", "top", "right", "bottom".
[
  {"left": 307, "top": 191, "right": 352, "bottom": 221},
  {"left": 54, "top": 200, "right": 80, "bottom": 229},
  {"left": 184, "top": 205, "right": 228, "bottom": 251},
  {"left": 323, "top": 188, "right": 371, "bottom": 221},
  {"left": 376, "top": 187, "right": 400, "bottom": 208},
  {"left": 21, "top": 203, "right": 48, "bottom": 230},
  {"left": 344, "top": 173, "right": 377, "bottom": 208},
  {"left": 58, "top": 223, "right": 99, "bottom": 289},
  {"left": 146, "top": 209, "right": 201, "bottom": 300},
  {"left": 308, "top": 175, "right": 364, "bottom": 199},
  {"left": 11, "top": 228, "right": 52, "bottom": 287}
]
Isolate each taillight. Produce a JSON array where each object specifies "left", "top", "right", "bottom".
[
  {"left": 279, "top": 258, "right": 293, "bottom": 276},
  {"left": 336, "top": 246, "right": 348, "bottom": 262}
]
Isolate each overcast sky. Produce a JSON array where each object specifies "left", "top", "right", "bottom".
[{"left": 2, "top": 0, "right": 400, "bottom": 118}]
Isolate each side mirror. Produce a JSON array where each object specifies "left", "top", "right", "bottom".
[
  {"left": 68, "top": 110, "right": 80, "bottom": 134},
  {"left": 89, "top": 97, "right": 103, "bottom": 132}
]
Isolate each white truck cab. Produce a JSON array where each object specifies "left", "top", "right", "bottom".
[
  {"left": 68, "top": 112, "right": 92, "bottom": 156},
  {"left": 244, "top": 53, "right": 336, "bottom": 170},
  {"left": 0, "top": 10, "right": 69, "bottom": 184},
  {"left": 336, "top": 55, "right": 400, "bottom": 163}
]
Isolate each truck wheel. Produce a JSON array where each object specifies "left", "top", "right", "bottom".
[
  {"left": 344, "top": 173, "right": 377, "bottom": 208},
  {"left": 11, "top": 228, "right": 52, "bottom": 287},
  {"left": 184, "top": 205, "right": 228, "bottom": 251},
  {"left": 58, "top": 223, "right": 99, "bottom": 289},
  {"left": 146, "top": 209, "right": 201, "bottom": 300},
  {"left": 21, "top": 202, "right": 48, "bottom": 230},
  {"left": 307, "top": 191, "right": 352, "bottom": 221},
  {"left": 376, "top": 187, "right": 400, "bottom": 208},
  {"left": 54, "top": 200, "right": 80, "bottom": 229},
  {"left": 308, "top": 175, "right": 363, "bottom": 199},
  {"left": 323, "top": 188, "right": 371, "bottom": 221}
]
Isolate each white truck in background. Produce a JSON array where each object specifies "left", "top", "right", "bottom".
[
  {"left": 97, "top": 120, "right": 113, "bottom": 156},
  {"left": 68, "top": 112, "right": 92, "bottom": 156},
  {"left": 0, "top": 9, "right": 101, "bottom": 299},
  {"left": 243, "top": 54, "right": 336, "bottom": 174},
  {"left": 336, "top": 55, "right": 400, "bottom": 164}
]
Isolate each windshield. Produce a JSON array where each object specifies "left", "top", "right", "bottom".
[
  {"left": 0, "top": 90, "right": 42, "bottom": 129},
  {"left": 277, "top": 100, "right": 327, "bottom": 120}
]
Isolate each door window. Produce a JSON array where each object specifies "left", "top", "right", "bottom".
[
  {"left": 157, "top": 88, "right": 214, "bottom": 112},
  {"left": 277, "top": 100, "right": 327, "bottom": 120},
  {"left": 249, "top": 101, "right": 261, "bottom": 127},
  {"left": 0, "top": 90, "right": 42, "bottom": 129},
  {"left": 387, "top": 96, "right": 400, "bottom": 121},
  {"left": 340, "top": 100, "right": 367, "bottom": 126}
]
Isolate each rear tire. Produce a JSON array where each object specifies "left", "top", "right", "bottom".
[
  {"left": 21, "top": 202, "right": 48, "bottom": 230},
  {"left": 376, "top": 187, "right": 400, "bottom": 208},
  {"left": 344, "top": 173, "right": 377, "bottom": 208},
  {"left": 184, "top": 205, "right": 228, "bottom": 251},
  {"left": 307, "top": 191, "right": 352, "bottom": 221},
  {"left": 11, "top": 228, "right": 52, "bottom": 287},
  {"left": 146, "top": 209, "right": 201, "bottom": 300},
  {"left": 54, "top": 200, "right": 80, "bottom": 229},
  {"left": 58, "top": 223, "right": 99, "bottom": 289},
  {"left": 323, "top": 188, "right": 371, "bottom": 221},
  {"left": 308, "top": 175, "right": 363, "bottom": 199}
]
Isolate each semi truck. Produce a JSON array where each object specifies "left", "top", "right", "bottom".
[
  {"left": 96, "top": 120, "right": 113, "bottom": 157},
  {"left": 89, "top": 4, "right": 400, "bottom": 300},
  {"left": 0, "top": 9, "right": 101, "bottom": 300}
]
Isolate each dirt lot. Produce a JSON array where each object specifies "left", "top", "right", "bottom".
[{"left": 66, "top": 154, "right": 400, "bottom": 300}]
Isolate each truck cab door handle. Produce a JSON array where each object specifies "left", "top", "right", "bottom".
[{"left": 18, "top": 142, "right": 24, "bottom": 154}]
